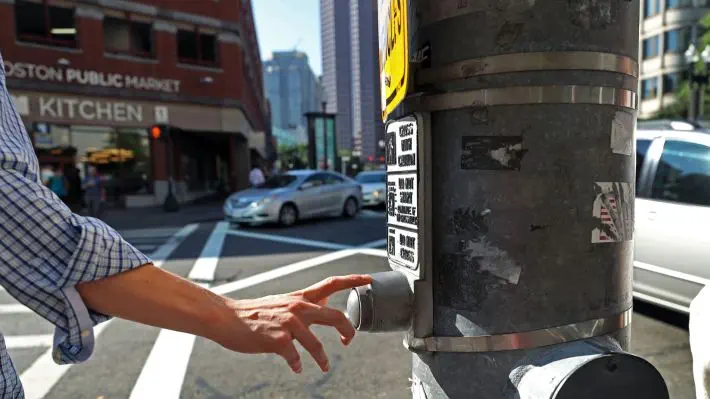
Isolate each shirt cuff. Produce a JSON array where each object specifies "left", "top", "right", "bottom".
[{"left": 52, "top": 216, "right": 152, "bottom": 365}]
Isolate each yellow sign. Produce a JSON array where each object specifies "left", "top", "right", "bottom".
[{"left": 379, "top": 0, "right": 409, "bottom": 121}]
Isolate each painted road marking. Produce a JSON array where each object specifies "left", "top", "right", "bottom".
[
  {"left": 357, "top": 248, "right": 388, "bottom": 258},
  {"left": 22, "top": 322, "right": 110, "bottom": 399},
  {"left": 0, "top": 304, "right": 32, "bottom": 314},
  {"left": 226, "top": 229, "right": 352, "bottom": 251},
  {"left": 4, "top": 334, "right": 53, "bottom": 349},
  {"left": 360, "top": 238, "right": 388, "bottom": 248},
  {"left": 212, "top": 248, "right": 361, "bottom": 296},
  {"left": 188, "top": 222, "right": 229, "bottom": 282},
  {"left": 131, "top": 235, "right": 219, "bottom": 399},
  {"left": 129, "top": 283, "right": 210, "bottom": 399},
  {"left": 20, "top": 223, "right": 198, "bottom": 399}
]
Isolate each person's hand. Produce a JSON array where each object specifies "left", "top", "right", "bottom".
[{"left": 209, "top": 274, "right": 372, "bottom": 373}]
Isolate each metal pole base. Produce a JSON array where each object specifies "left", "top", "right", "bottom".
[{"left": 412, "top": 334, "right": 669, "bottom": 399}]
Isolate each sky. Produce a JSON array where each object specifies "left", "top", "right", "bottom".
[{"left": 252, "top": 0, "right": 322, "bottom": 75}]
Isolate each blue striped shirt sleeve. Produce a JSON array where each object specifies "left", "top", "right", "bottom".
[{"left": 0, "top": 53, "right": 152, "bottom": 365}]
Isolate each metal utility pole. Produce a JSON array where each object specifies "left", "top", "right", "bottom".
[{"left": 345, "top": 0, "right": 669, "bottom": 397}]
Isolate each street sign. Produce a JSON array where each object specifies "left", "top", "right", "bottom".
[
  {"left": 386, "top": 115, "right": 419, "bottom": 272},
  {"left": 388, "top": 226, "right": 418, "bottom": 271},
  {"left": 385, "top": 116, "right": 417, "bottom": 173},
  {"left": 154, "top": 106, "right": 169, "bottom": 123},
  {"left": 378, "top": 0, "right": 409, "bottom": 121},
  {"left": 387, "top": 173, "right": 418, "bottom": 229}
]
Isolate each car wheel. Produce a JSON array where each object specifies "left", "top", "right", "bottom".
[
  {"left": 343, "top": 197, "right": 358, "bottom": 218},
  {"left": 279, "top": 204, "right": 298, "bottom": 227}
]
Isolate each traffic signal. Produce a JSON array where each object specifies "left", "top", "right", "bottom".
[{"left": 150, "top": 125, "right": 169, "bottom": 140}]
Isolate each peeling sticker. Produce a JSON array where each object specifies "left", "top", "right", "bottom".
[
  {"left": 591, "top": 182, "right": 633, "bottom": 243},
  {"left": 410, "top": 376, "right": 427, "bottom": 399},
  {"left": 461, "top": 136, "right": 527, "bottom": 170},
  {"left": 568, "top": 0, "right": 614, "bottom": 29},
  {"left": 461, "top": 238, "right": 522, "bottom": 284},
  {"left": 611, "top": 111, "right": 634, "bottom": 155},
  {"left": 495, "top": 21, "right": 524, "bottom": 49}
]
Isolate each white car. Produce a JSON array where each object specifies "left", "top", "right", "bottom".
[
  {"left": 355, "top": 170, "right": 386, "bottom": 207},
  {"left": 634, "top": 124, "right": 710, "bottom": 313}
]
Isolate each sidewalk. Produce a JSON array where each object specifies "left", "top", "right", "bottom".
[{"left": 97, "top": 200, "right": 225, "bottom": 231}]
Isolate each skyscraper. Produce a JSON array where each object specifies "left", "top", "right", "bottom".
[
  {"left": 320, "top": 0, "right": 353, "bottom": 151},
  {"left": 351, "top": 0, "right": 384, "bottom": 161},
  {"left": 263, "top": 50, "right": 321, "bottom": 142}
]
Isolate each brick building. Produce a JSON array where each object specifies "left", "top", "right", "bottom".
[{"left": 0, "top": 0, "right": 270, "bottom": 208}]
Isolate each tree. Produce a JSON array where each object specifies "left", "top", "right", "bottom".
[
  {"left": 278, "top": 143, "right": 308, "bottom": 170},
  {"left": 650, "top": 12, "right": 710, "bottom": 120}
]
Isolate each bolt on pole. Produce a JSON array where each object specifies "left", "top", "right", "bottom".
[{"left": 346, "top": 0, "right": 671, "bottom": 397}]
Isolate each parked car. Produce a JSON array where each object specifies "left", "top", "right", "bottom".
[
  {"left": 355, "top": 170, "right": 386, "bottom": 208},
  {"left": 223, "top": 170, "right": 363, "bottom": 227},
  {"left": 634, "top": 125, "right": 710, "bottom": 313}
]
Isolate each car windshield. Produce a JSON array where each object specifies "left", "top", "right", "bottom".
[
  {"left": 258, "top": 174, "right": 298, "bottom": 189},
  {"left": 356, "top": 173, "right": 386, "bottom": 183}
]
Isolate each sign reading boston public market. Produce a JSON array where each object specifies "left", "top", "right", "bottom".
[{"left": 4, "top": 61, "right": 181, "bottom": 94}]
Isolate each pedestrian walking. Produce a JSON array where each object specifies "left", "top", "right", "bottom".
[
  {"left": 65, "top": 163, "right": 84, "bottom": 213},
  {"left": 0, "top": 52, "right": 371, "bottom": 397},
  {"left": 82, "top": 165, "right": 103, "bottom": 217},
  {"left": 249, "top": 164, "right": 265, "bottom": 187},
  {"left": 47, "top": 164, "right": 68, "bottom": 201}
]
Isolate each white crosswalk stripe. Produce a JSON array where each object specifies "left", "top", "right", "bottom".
[{"left": 119, "top": 226, "right": 186, "bottom": 255}]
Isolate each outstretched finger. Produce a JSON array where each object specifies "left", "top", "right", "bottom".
[
  {"left": 300, "top": 304, "right": 356, "bottom": 345},
  {"left": 300, "top": 275, "right": 372, "bottom": 304},
  {"left": 278, "top": 340, "right": 302, "bottom": 374},
  {"left": 290, "top": 319, "right": 330, "bottom": 372}
]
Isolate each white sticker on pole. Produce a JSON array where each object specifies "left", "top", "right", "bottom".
[
  {"left": 385, "top": 116, "right": 417, "bottom": 173},
  {"left": 387, "top": 173, "right": 418, "bottom": 230},
  {"left": 388, "top": 227, "right": 418, "bottom": 271}
]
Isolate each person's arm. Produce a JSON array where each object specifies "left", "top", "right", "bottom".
[{"left": 76, "top": 267, "right": 370, "bottom": 372}]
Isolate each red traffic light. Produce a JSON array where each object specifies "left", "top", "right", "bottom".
[
  {"left": 368, "top": 156, "right": 374, "bottom": 162},
  {"left": 150, "top": 126, "right": 162, "bottom": 140}
]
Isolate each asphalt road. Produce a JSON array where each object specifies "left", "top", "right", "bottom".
[{"left": 0, "top": 209, "right": 695, "bottom": 398}]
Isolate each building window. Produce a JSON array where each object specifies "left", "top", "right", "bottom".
[
  {"left": 667, "top": 0, "right": 709, "bottom": 7},
  {"left": 645, "top": 0, "right": 660, "bottom": 17},
  {"left": 642, "top": 77, "right": 659, "bottom": 99},
  {"left": 104, "top": 12, "right": 154, "bottom": 58},
  {"left": 15, "top": 0, "right": 77, "bottom": 48},
  {"left": 651, "top": 140, "right": 710, "bottom": 206},
  {"left": 663, "top": 73, "right": 682, "bottom": 93},
  {"left": 177, "top": 27, "right": 218, "bottom": 66},
  {"left": 664, "top": 27, "right": 691, "bottom": 53},
  {"left": 643, "top": 36, "right": 661, "bottom": 59},
  {"left": 33, "top": 124, "right": 152, "bottom": 206}
]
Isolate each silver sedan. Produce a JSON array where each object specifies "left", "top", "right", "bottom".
[{"left": 223, "top": 170, "right": 363, "bottom": 227}]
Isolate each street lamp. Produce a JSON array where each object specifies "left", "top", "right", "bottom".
[{"left": 684, "top": 42, "right": 710, "bottom": 122}]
